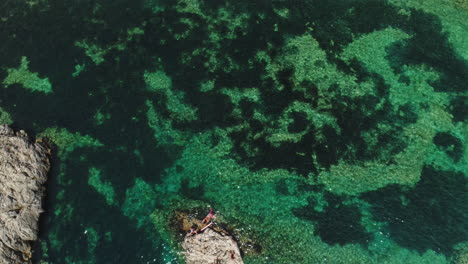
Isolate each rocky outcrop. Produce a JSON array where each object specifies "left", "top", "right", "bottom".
[
  {"left": 183, "top": 228, "right": 243, "bottom": 264},
  {"left": 0, "top": 125, "right": 50, "bottom": 264}
]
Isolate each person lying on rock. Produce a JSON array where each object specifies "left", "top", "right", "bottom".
[{"left": 189, "top": 208, "right": 217, "bottom": 235}]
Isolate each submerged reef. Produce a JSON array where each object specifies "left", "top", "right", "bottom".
[{"left": 0, "top": 0, "right": 466, "bottom": 263}]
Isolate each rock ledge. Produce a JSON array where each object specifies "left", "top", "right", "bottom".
[
  {"left": 0, "top": 125, "right": 50, "bottom": 264},
  {"left": 183, "top": 228, "right": 243, "bottom": 264}
]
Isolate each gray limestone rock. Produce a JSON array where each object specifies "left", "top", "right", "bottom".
[
  {"left": 182, "top": 228, "right": 243, "bottom": 264},
  {"left": 0, "top": 125, "right": 50, "bottom": 264}
]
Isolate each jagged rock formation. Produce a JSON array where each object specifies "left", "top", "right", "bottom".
[
  {"left": 0, "top": 125, "right": 50, "bottom": 264},
  {"left": 183, "top": 228, "right": 243, "bottom": 264}
]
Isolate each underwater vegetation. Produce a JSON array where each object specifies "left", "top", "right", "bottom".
[
  {"left": 362, "top": 166, "right": 467, "bottom": 256},
  {"left": 0, "top": 0, "right": 466, "bottom": 263}
]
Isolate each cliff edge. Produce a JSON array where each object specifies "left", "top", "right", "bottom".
[{"left": 0, "top": 125, "right": 50, "bottom": 263}]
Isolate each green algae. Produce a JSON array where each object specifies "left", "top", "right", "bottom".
[
  {"left": 0, "top": 106, "right": 13, "bottom": 125},
  {"left": 267, "top": 34, "right": 357, "bottom": 98},
  {"left": 38, "top": 127, "right": 103, "bottom": 157},
  {"left": 88, "top": 167, "right": 117, "bottom": 206},
  {"left": 92, "top": 109, "right": 111, "bottom": 126},
  {"left": 145, "top": 99, "right": 190, "bottom": 148},
  {"left": 273, "top": 7, "right": 290, "bottom": 19},
  {"left": 341, "top": 27, "right": 411, "bottom": 86},
  {"left": 174, "top": 0, "right": 251, "bottom": 74},
  {"left": 121, "top": 178, "right": 178, "bottom": 262},
  {"left": 53, "top": 203, "right": 74, "bottom": 220},
  {"left": 144, "top": 70, "right": 198, "bottom": 121},
  {"left": 74, "top": 24, "right": 146, "bottom": 66},
  {"left": 39, "top": 127, "right": 105, "bottom": 189},
  {"left": 122, "top": 178, "right": 157, "bottom": 228},
  {"left": 199, "top": 79, "right": 215, "bottom": 92},
  {"left": 47, "top": 229, "right": 63, "bottom": 253},
  {"left": 2, "top": 56, "right": 52, "bottom": 93},
  {"left": 74, "top": 40, "right": 110, "bottom": 65},
  {"left": 126, "top": 27, "right": 145, "bottom": 41},
  {"left": 315, "top": 25, "right": 459, "bottom": 195},
  {"left": 219, "top": 87, "right": 261, "bottom": 118},
  {"left": 85, "top": 227, "right": 99, "bottom": 254},
  {"left": 454, "top": 241, "right": 468, "bottom": 264},
  {"left": 72, "top": 63, "right": 86, "bottom": 77},
  {"left": 317, "top": 100, "right": 455, "bottom": 195},
  {"left": 40, "top": 240, "right": 50, "bottom": 263},
  {"left": 104, "top": 231, "right": 112, "bottom": 242},
  {"left": 144, "top": 70, "right": 172, "bottom": 92},
  {"left": 265, "top": 100, "right": 337, "bottom": 147}
]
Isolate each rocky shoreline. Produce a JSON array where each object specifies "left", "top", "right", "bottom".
[{"left": 0, "top": 125, "right": 50, "bottom": 264}]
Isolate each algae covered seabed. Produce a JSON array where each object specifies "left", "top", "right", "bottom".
[{"left": 0, "top": 0, "right": 467, "bottom": 263}]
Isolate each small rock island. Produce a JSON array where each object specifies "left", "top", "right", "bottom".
[
  {"left": 177, "top": 209, "right": 244, "bottom": 264},
  {"left": 0, "top": 125, "right": 50, "bottom": 263},
  {"left": 183, "top": 228, "right": 244, "bottom": 264}
]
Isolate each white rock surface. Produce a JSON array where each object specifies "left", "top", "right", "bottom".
[
  {"left": 0, "top": 125, "right": 50, "bottom": 264},
  {"left": 183, "top": 228, "right": 243, "bottom": 264}
]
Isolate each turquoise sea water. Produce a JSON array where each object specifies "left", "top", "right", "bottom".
[{"left": 0, "top": 0, "right": 467, "bottom": 263}]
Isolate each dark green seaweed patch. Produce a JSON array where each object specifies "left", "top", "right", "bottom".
[
  {"left": 450, "top": 95, "right": 467, "bottom": 123},
  {"left": 362, "top": 166, "right": 468, "bottom": 256},
  {"left": 433, "top": 132, "right": 464, "bottom": 162},
  {"left": 293, "top": 192, "right": 371, "bottom": 246}
]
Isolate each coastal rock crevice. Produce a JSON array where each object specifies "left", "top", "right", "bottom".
[{"left": 0, "top": 125, "right": 50, "bottom": 264}]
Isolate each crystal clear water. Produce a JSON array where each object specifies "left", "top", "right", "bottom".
[{"left": 0, "top": 0, "right": 467, "bottom": 263}]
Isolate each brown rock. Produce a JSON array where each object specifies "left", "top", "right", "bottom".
[
  {"left": 0, "top": 125, "right": 50, "bottom": 264},
  {"left": 183, "top": 228, "right": 243, "bottom": 264}
]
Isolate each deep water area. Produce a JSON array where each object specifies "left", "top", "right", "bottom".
[{"left": 0, "top": 0, "right": 467, "bottom": 263}]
